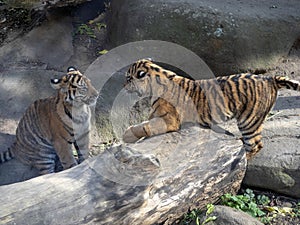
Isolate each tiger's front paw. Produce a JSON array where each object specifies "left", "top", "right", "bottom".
[
  {"left": 122, "top": 126, "right": 141, "bottom": 143},
  {"left": 77, "top": 156, "right": 85, "bottom": 164}
]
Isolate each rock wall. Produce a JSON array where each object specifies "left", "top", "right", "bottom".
[{"left": 108, "top": 0, "right": 300, "bottom": 75}]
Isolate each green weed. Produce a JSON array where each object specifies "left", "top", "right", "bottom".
[
  {"left": 179, "top": 204, "right": 216, "bottom": 225},
  {"left": 221, "top": 189, "right": 266, "bottom": 217},
  {"left": 220, "top": 189, "right": 299, "bottom": 224},
  {"left": 76, "top": 24, "right": 96, "bottom": 38}
]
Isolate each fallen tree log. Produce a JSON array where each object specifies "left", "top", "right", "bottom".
[{"left": 0, "top": 126, "right": 245, "bottom": 225}]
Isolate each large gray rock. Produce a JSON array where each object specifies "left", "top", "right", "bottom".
[
  {"left": 0, "top": 68, "right": 60, "bottom": 126},
  {"left": 203, "top": 205, "right": 263, "bottom": 225},
  {"left": 0, "top": 12, "right": 74, "bottom": 71},
  {"left": 108, "top": 0, "right": 300, "bottom": 75},
  {"left": 243, "top": 90, "right": 300, "bottom": 198}
]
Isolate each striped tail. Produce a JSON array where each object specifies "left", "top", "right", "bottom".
[
  {"left": 0, "top": 148, "right": 14, "bottom": 163},
  {"left": 275, "top": 76, "right": 300, "bottom": 91}
]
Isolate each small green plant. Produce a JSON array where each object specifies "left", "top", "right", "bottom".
[
  {"left": 180, "top": 204, "right": 216, "bottom": 225},
  {"left": 98, "top": 49, "right": 108, "bottom": 55},
  {"left": 76, "top": 21, "right": 106, "bottom": 39},
  {"left": 96, "top": 22, "right": 107, "bottom": 30},
  {"left": 182, "top": 209, "right": 201, "bottom": 225},
  {"left": 202, "top": 204, "right": 217, "bottom": 225},
  {"left": 76, "top": 24, "right": 96, "bottom": 38},
  {"left": 256, "top": 194, "right": 271, "bottom": 206},
  {"left": 220, "top": 189, "right": 300, "bottom": 224},
  {"left": 177, "top": 190, "right": 299, "bottom": 225},
  {"left": 221, "top": 189, "right": 266, "bottom": 217}
]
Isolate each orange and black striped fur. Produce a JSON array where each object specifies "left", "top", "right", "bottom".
[
  {"left": 0, "top": 67, "right": 98, "bottom": 174},
  {"left": 123, "top": 59, "right": 300, "bottom": 159}
]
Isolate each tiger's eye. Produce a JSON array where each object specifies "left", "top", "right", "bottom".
[{"left": 137, "top": 70, "right": 146, "bottom": 78}]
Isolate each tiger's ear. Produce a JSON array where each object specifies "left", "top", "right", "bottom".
[
  {"left": 50, "top": 78, "right": 63, "bottom": 90},
  {"left": 145, "top": 57, "right": 153, "bottom": 61},
  {"left": 67, "top": 66, "right": 77, "bottom": 73}
]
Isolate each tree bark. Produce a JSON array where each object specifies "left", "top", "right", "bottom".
[{"left": 0, "top": 126, "right": 246, "bottom": 225}]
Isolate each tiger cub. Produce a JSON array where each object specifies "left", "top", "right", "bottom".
[
  {"left": 123, "top": 59, "right": 300, "bottom": 159},
  {"left": 0, "top": 67, "right": 99, "bottom": 174}
]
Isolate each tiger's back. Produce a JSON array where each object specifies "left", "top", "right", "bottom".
[
  {"left": 123, "top": 59, "right": 300, "bottom": 159},
  {"left": 13, "top": 96, "right": 71, "bottom": 173},
  {"left": 0, "top": 67, "right": 99, "bottom": 174},
  {"left": 195, "top": 74, "right": 277, "bottom": 123}
]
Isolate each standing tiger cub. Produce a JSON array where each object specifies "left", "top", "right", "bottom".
[
  {"left": 123, "top": 59, "right": 300, "bottom": 159},
  {"left": 0, "top": 67, "right": 98, "bottom": 174}
]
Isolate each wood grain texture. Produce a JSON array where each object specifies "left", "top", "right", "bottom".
[{"left": 0, "top": 125, "right": 245, "bottom": 225}]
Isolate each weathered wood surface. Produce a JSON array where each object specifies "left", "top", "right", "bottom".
[{"left": 0, "top": 126, "right": 245, "bottom": 225}]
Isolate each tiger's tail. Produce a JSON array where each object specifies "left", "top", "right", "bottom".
[
  {"left": 275, "top": 76, "right": 300, "bottom": 91},
  {"left": 0, "top": 148, "right": 14, "bottom": 163}
]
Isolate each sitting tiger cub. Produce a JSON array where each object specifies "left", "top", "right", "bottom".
[
  {"left": 123, "top": 59, "right": 300, "bottom": 159},
  {"left": 0, "top": 67, "right": 98, "bottom": 174}
]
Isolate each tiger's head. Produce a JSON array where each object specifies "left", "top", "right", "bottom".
[
  {"left": 51, "top": 67, "right": 99, "bottom": 106},
  {"left": 125, "top": 59, "right": 176, "bottom": 98}
]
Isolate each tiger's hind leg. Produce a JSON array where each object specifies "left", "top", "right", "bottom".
[
  {"left": 237, "top": 120, "right": 264, "bottom": 160},
  {"left": 242, "top": 134, "right": 263, "bottom": 160},
  {"left": 36, "top": 159, "right": 56, "bottom": 175}
]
